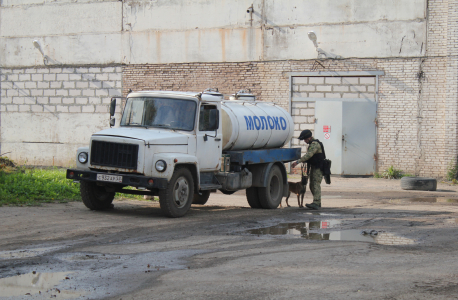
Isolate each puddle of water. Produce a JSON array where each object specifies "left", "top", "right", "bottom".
[
  {"left": 302, "top": 212, "right": 338, "bottom": 216},
  {"left": 0, "top": 272, "right": 83, "bottom": 299},
  {"left": 394, "top": 198, "right": 458, "bottom": 204},
  {"left": 247, "top": 221, "right": 415, "bottom": 245}
]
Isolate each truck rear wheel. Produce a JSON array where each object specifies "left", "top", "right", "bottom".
[
  {"left": 80, "top": 181, "right": 115, "bottom": 210},
  {"left": 246, "top": 187, "right": 262, "bottom": 208},
  {"left": 258, "top": 165, "right": 283, "bottom": 209},
  {"left": 159, "top": 167, "right": 194, "bottom": 217},
  {"left": 192, "top": 190, "right": 210, "bottom": 205}
]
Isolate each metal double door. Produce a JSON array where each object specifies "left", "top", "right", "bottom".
[{"left": 314, "top": 101, "right": 376, "bottom": 176}]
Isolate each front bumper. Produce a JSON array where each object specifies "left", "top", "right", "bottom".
[{"left": 66, "top": 169, "right": 168, "bottom": 189}]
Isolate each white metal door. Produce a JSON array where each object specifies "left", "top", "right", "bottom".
[
  {"left": 315, "top": 101, "right": 343, "bottom": 175},
  {"left": 341, "top": 101, "right": 376, "bottom": 175},
  {"left": 315, "top": 101, "right": 376, "bottom": 175}
]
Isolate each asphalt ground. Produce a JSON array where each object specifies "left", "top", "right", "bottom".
[{"left": 1, "top": 176, "right": 458, "bottom": 299}]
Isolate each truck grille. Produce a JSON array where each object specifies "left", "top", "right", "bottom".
[{"left": 90, "top": 141, "right": 139, "bottom": 170}]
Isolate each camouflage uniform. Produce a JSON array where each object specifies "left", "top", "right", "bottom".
[{"left": 297, "top": 139, "right": 323, "bottom": 206}]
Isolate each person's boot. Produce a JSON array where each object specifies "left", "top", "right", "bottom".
[{"left": 305, "top": 202, "right": 321, "bottom": 210}]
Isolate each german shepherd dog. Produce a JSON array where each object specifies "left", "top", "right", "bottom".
[{"left": 282, "top": 181, "right": 306, "bottom": 208}]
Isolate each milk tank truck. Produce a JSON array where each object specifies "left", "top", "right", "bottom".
[{"left": 67, "top": 89, "right": 301, "bottom": 217}]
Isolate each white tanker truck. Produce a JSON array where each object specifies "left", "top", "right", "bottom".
[{"left": 67, "top": 89, "right": 301, "bottom": 217}]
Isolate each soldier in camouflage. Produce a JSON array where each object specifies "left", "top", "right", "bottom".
[{"left": 291, "top": 130, "right": 324, "bottom": 210}]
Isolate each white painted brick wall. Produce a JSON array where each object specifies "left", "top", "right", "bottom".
[
  {"left": 293, "top": 76, "right": 376, "bottom": 100},
  {"left": 0, "top": 65, "right": 123, "bottom": 166},
  {"left": 1, "top": 66, "right": 122, "bottom": 115}
]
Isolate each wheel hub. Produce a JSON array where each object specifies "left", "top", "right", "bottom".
[
  {"left": 270, "top": 175, "right": 280, "bottom": 198},
  {"left": 173, "top": 177, "right": 189, "bottom": 208}
]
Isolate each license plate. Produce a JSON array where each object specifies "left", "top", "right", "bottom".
[{"left": 96, "top": 174, "right": 123, "bottom": 183}]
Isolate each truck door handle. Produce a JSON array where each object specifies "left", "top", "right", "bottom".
[{"left": 215, "top": 138, "right": 221, "bottom": 141}]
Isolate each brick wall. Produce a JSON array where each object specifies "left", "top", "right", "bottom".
[
  {"left": 1, "top": 66, "right": 122, "bottom": 114},
  {"left": 123, "top": 57, "right": 449, "bottom": 177},
  {"left": 0, "top": 1, "right": 454, "bottom": 175},
  {"left": 445, "top": 0, "right": 458, "bottom": 177},
  {"left": 292, "top": 76, "right": 376, "bottom": 100},
  {"left": 290, "top": 75, "right": 377, "bottom": 155},
  {"left": 427, "top": 0, "right": 448, "bottom": 57},
  {"left": 0, "top": 66, "right": 122, "bottom": 166}
]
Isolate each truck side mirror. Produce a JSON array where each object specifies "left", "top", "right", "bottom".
[
  {"left": 110, "top": 98, "right": 116, "bottom": 117},
  {"left": 109, "top": 98, "right": 116, "bottom": 127}
]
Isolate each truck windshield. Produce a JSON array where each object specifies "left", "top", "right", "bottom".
[{"left": 121, "top": 97, "right": 197, "bottom": 131}]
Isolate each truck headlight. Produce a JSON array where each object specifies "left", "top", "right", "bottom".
[
  {"left": 78, "top": 152, "right": 88, "bottom": 164},
  {"left": 155, "top": 160, "right": 167, "bottom": 172}
]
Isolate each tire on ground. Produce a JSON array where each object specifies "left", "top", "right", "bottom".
[
  {"left": 192, "top": 190, "right": 211, "bottom": 205},
  {"left": 246, "top": 187, "right": 262, "bottom": 208},
  {"left": 258, "top": 165, "right": 284, "bottom": 209},
  {"left": 159, "top": 167, "right": 194, "bottom": 217},
  {"left": 400, "top": 177, "right": 437, "bottom": 191},
  {"left": 80, "top": 181, "right": 115, "bottom": 210}
]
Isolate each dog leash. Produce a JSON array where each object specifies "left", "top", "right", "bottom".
[
  {"left": 301, "top": 163, "right": 307, "bottom": 177},
  {"left": 300, "top": 162, "right": 308, "bottom": 185}
]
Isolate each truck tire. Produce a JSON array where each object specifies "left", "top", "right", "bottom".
[
  {"left": 192, "top": 190, "right": 210, "bottom": 205},
  {"left": 80, "top": 181, "right": 115, "bottom": 210},
  {"left": 246, "top": 187, "right": 262, "bottom": 209},
  {"left": 258, "top": 165, "right": 283, "bottom": 209},
  {"left": 159, "top": 167, "right": 194, "bottom": 218},
  {"left": 401, "top": 177, "right": 437, "bottom": 191}
]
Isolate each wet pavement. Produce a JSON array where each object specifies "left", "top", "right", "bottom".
[{"left": 1, "top": 177, "right": 458, "bottom": 299}]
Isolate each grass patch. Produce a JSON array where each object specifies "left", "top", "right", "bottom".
[
  {"left": 446, "top": 159, "right": 458, "bottom": 181},
  {"left": 0, "top": 156, "right": 157, "bottom": 205},
  {"left": 0, "top": 167, "right": 81, "bottom": 206},
  {"left": 374, "top": 166, "right": 413, "bottom": 179}
]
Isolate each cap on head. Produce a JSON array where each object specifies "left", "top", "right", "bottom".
[{"left": 298, "top": 129, "right": 312, "bottom": 141}]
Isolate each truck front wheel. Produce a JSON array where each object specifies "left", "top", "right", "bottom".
[
  {"left": 258, "top": 165, "right": 283, "bottom": 209},
  {"left": 159, "top": 167, "right": 194, "bottom": 217},
  {"left": 80, "top": 181, "right": 115, "bottom": 210}
]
